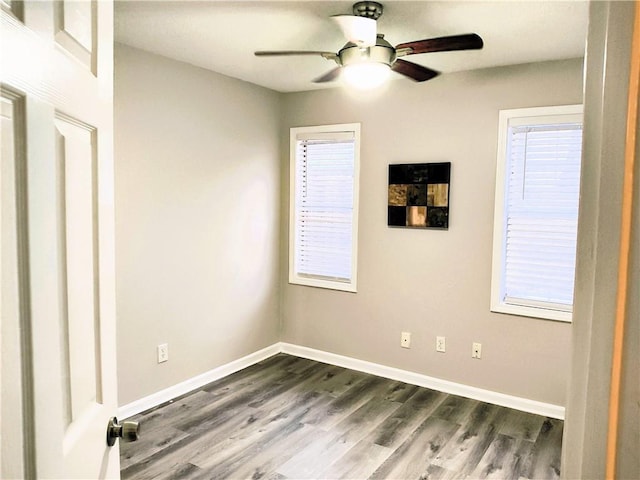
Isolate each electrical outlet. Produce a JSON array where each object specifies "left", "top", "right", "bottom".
[
  {"left": 157, "top": 343, "right": 169, "bottom": 363},
  {"left": 401, "top": 331, "right": 411, "bottom": 349},
  {"left": 436, "top": 336, "right": 446, "bottom": 353},
  {"left": 472, "top": 342, "right": 482, "bottom": 359}
]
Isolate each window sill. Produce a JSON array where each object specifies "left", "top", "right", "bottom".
[
  {"left": 289, "top": 275, "right": 357, "bottom": 293},
  {"left": 491, "top": 302, "right": 572, "bottom": 323}
]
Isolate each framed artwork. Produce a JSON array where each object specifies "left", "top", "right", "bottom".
[{"left": 388, "top": 162, "right": 451, "bottom": 229}]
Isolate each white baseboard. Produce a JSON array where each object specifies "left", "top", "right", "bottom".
[
  {"left": 117, "top": 343, "right": 281, "bottom": 419},
  {"left": 118, "top": 341, "right": 564, "bottom": 420},
  {"left": 279, "top": 343, "right": 565, "bottom": 420}
]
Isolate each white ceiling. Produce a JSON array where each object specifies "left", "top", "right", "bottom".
[{"left": 114, "top": 1, "right": 589, "bottom": 93}]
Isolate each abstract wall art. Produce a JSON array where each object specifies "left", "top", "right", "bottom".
[{"left": 388, "top": 162, "right": 451, "bottom": 229}]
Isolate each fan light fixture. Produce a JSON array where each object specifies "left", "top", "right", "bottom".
[
  {"left": 333, "top": 15, "right": 377, "bottom": 47},
  {"left": 254, "top": 1, "right": 484, "bottom": 88},
  {"left": 342, "top": 62, "right": 391, "bottom": 89}
]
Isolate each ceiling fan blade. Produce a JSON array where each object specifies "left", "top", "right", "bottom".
[
  {"left": 395, "top": 33, "right": 484, "bottom": 56},
  {"left": 255, "top": 51, "right": 338, "bottom": 61},
  {"left": 313, "top": 67, "right": 342, "bottom": 83},
  {"left": 332, "top": 15, "right": 377, "bottom": 47},
  {"left": 391, "top": 59, "right": 440, "bottom": 82}
]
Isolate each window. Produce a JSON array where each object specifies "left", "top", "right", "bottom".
[
  {"left": 289, "top": 124, "right": 360, "bottom": 292},
  {"left": 491, "top": 105, "right": 583, "bottom": 322}
]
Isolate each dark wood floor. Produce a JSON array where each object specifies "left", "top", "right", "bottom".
[{"left": 120, "top": 354, "right": 563, "bottom": 479}]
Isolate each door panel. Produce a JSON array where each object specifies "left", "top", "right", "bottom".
[
  {"left": 54, "top": 0, "right": 95, "bottom": 71},
  {"left": 55, "top": 115, "right": 101, "bottom": 427},
  {"left": 1, "top": 0, "right": 117, "bottom": 478},
  {"left": 0, "top": 0, "right": 24, "bottom": 22},
  {"left": 1, "top": 89, "right": 28, "bottom": 480}
]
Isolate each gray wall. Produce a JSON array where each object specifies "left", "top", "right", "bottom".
[
  {"left": 114, "top": 44, "right": 282, "bottom": 405},
  {"left": 280, "top": 58, "right": 584, "bottom": 407},
  {"left": 562, "top": 2, "right": 639, "bottom": 478},
  {"left": 113, "top": 46, "right": 585, "bottom": 410}
]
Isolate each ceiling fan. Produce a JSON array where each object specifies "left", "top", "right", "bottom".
[{"left": 254, "top": 1, "right": 484, "bottom": 87}]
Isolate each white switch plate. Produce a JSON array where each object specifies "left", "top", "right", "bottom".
[
  {"left": 158, "top": 343, "right": 169, "bottom": 363},
  {"left": 401, "top": 332, "right": 411, "bottom": 349},
  {"left": 436, "top": 336, "right": 446, "bottom": 353},
  {"left": 472, "top": 342, "right": 482, "bottom": 359}
]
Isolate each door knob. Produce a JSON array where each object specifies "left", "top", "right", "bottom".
[{"left": 106, "top": 416, "right": 140, "bottom": 446}]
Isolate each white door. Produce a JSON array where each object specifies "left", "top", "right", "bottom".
[{"left": 1, "top": 0, "right": 119, "bottom": 478}]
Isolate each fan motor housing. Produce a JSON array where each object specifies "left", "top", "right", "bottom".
[
  {"left": 338, "top": 34, "right": 396, "bottom": 67},
  {"left": 353, "top": 1, "right": 383, "bottom": 20}
]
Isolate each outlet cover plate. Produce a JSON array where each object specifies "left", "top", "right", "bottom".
[
  {"left": 436, "top": 336, "right": 446, "bottom": 353},
  {"left": 401, "top": 332, "right": 411, "bottom": 349},
  {"left": 158, "top": 343, "right": 169, "bottom": 363}
]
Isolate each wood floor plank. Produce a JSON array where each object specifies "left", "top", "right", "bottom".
[
  {"left": 121, "top": 435, "right": 208, "bottom": 479},
  {"left": 265, "top": 472, "right": 288, "bottom": 480},
  {"left": 121, "top": 389, "right": 321, "bottom": 478},
  {"left": 379, "top": 380, "right": 420, "bottom": 403},
  {"left": 431, "top": 394, "right": 480, "bottom": 423},
  {"left": 227, "top": 422, "right": 325, "bottom": 479},
  {"left": 276, "top": 396, "right": 401, "bottom": 479},
  {"left": 302, "top": 375, "right": 389, "bottom": 430},
  {"left": 167, "top": 369, "right": 292, "bottom": 435},
  {"left": 527, "top": 418, "right": 563, "bottom": 479},
  {"left": 322, "top": 387, "right": 440, "bottom": 479},
  {"left": 317, "top": 442, "right": 391, "bottom": 480},
  {"left": 512, "top": 435, "right": 536, "bottom": 479},
  {"left": 178, "top": 364, "right": 317, "bottom": 433},
  {"left": 121, "top": 354, "right": 564, "bottom": 480},
  {"left": 269, "top": 428, "right": 334, "bottom": 479},
  {"left": 282, "top": 356, "right": 324, "bottom": 375},
  {"left": 188, "top": 390, "right": 327, "bottom": 470},
  {"left": 119, "top": 391, "right": 218, "bottom": 469},
  {"left": 119, "top": 425, "right": 188, "bottom": 470},
  {"left": 128, "top": 390, "right": 218, "bottom": 429},
  {"left": 120, "top": 406, "right": 266, "bottom": 479},
  {"left": 313, "top": 367, "right": 370, "bottom": 397},
  {"left": 468, "top": 433, "right": 524, "bottom": 479},
  {"left": 245, "top": 362, "right": 328, "bottom": 409},
  {"left": 199, "top": 369, "right": 292, "bottom": 412},
  {"left": 165, "top": 462, "right": 201, "bottom": 479},
  {"left": 194, "top": 422, "right": 319, "bottom": 480},
  {"left": 304, "top": 363, "right": 349, "bottom": 392},
  {"left": 498, "top": 408, "right": 546, "bottom": 442},
  {"left": 422, "top": 464, "right": 461, "bottom": 479},
  {"left": 172, "top": 389, "right": 266, "bottom": 434},
  {"left": 369, "top": 416, "right": 460, "bottom": 479},
  {"left": 200, "top": 355, "right": 290, "bottom": 395},
  {"left": 370, "top": 388, "right": 447, "bottom": 449},
  {"left": 431, "top": 401, "right": 505, "bottom": 475},
  {"left": 190, "top": 398, "right": 323, "bottom": 477}
]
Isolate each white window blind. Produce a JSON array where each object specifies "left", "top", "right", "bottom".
[
  {"left": 504, "top": 122, "right": 582, "bottom": 307},
  {"left": 491, "top": 105, "right": 583, "bottom": 321},
  {"left": 289, "top": 125, "right": 360, "bottom": 292}
]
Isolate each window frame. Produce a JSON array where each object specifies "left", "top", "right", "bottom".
[
  {"left": 289, "top": 123, "right": 361, "bottom": 292},
  {"left": 490, "top": 104, "right": 583, "bottom": 322}
]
